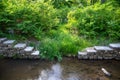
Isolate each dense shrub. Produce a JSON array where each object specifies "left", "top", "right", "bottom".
[
  {"left": 51, "top": 0, "right": 88, "bottom": 8},
  {"left": 0, "top": 0, "right": 59, "bottom": 38},
  {"left": 39, "top": 29, "right": 92, "bottom": 60},
  {"left": 67, "top": 1, "right": 120, "bottom": 40},
  {"left": 57, "top": 7, "right": 70, "bottom": 24},
  {"left": 0, "top": 0, "right": 120, "bottom": 61},
  {"left": 54, "top": 32, "right": 91, "bottom": 55},
  {"left": 39, "top": 38, "right": 62, "bottom": 61}
]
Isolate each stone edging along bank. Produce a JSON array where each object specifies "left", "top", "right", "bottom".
[
  {"left": 78, "top": 43, "right": 120, "bottom": 60},
  {"left": 0, "top": 38, "right": 40, "bottom": 59},
  {"left": 0, "top": 37, "right": 120, "bottom": 60}
]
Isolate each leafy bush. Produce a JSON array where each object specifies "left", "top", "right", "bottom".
[
  {"left": 0, "top": 0, "right": 120, "bottom": 61},
  {"left": 54, "top": 32, "right": 91, "bottom": 55},
  {"left": 0, "top": 30, "right": 4, "bottom": 37},
  {"left": 1, "top": 0, "right": 59, "bottom": 37},
  {"left": 57, "top": 7, "right": 70, "bottom": 24},
  {"left": 39, "top": 38, "right": 62, "bottom": 61},
  {"left": 67, "top": 2, "right": 120, "bottom": 40},
  {"left": 38, "top": 26, "right": 92, "bottom": 61}
]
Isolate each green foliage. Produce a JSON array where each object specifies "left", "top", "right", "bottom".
[
  {"left": 38, "top": 27, "right": 92, "bottom": 61},
  {"left": 51, "top": 0, "right": 71, "bottom": 8},
  {"left": 0, "top": 29, "right": 3, "bottom": 37},
  {"left": 57, "top": 7, "right": 70, "bottom": 24},
  {"left": 67, "top": 2, "right": 120, "bottom": 40},
  {"left": 1, "top": 0, "right": 59, "bottom": 37},
  {"left": 39, "top": 38, "right": 62, "bottom": 61},
  {"left": 53, "top": 32, "right": 91, "bottom": 55},
  {"left": 51, "top": 0, "right": 88, "bottom": 8},
  {"left": 0, "top": 0, "right": 120, "bottom": 61}
]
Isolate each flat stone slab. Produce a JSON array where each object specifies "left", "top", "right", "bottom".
[
  {"left": 86, "top": 47, "right": 97, "bottom": 53},
  {"left": 0, "top": 38, "right": 7, "bottom": 43},
  {"left": 3, "top": 40, "right": 15, "bottom": 44},
  {"left": 87, "top": 49, "right": 97, "bottom": 53},
  {"left": 94, "top": 46, "right": 113, "bottom": 51},
  {"left": 31, "top": 50, "right": 40, "bottom": 56},
  {"left": 14, "top": 43, "right": 26, "bottom": 49},
  {"left": 109, "top": 43, "right": 120, "bottom": 49},
  {"left": 78, "top": 51, "right": 87, "bottom": 56},
  {"left": 24, "top": 46, "right": 34, "bottom": 52}
]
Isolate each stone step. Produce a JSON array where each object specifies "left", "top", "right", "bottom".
[
  {"left": 94, "top": 46, "right": 113, "bottom": 51},
  {"left": 78, "top": 51, "right": 88, "bottom": 59},
  {"left": 0, "top": 38, "right": 7, "bottom": 43},
  {"left": 30, "top": 50, "right": 40, "bottom": 59},
  {"left": 31, "top": 50, "right": 40, "bottom": 56},
  {"left": 17, "top": 50, "right": 40, "bottom": 59},
  {"left": 22, "top": 46, "right": 34, "bottom": 55},
  {"left": 85, "top": 47, "right": 97, "bottom": 54},
  {"left": 24, "top": 46, "right": 34, "bottom": 52},
  {"left": 109, "top": 43, "right": 120, "bottom": 50},
  {"left": 14, "top": 43, "right": 27, "bottom": 49},
  {"left": 78, "top": 51, "right": 87, "bottom": 56},
  {"left": 3, "top": 40, "right": 15, "bottom": 45}
]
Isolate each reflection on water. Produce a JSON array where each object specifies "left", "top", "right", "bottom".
[
  {"left": 0, "top": 58, "right": 120, "bottom": 80},
  {"left": 38, "top": 63, "right": 79, "bottom": 80},
  {"left": 38, "top": 63, "right": 62, "bottom": 80}
]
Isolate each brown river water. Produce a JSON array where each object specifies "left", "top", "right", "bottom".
[{"left": 0, "top": 58, "right": 120, "bottom": 80}]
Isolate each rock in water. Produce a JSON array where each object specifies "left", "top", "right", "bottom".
[{"left": 101, "top": 68, "right": 111, "bottom": 76}]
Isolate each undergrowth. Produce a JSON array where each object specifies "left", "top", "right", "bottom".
[{"left": 0, "top": 0, "right": 120, "bottom": 61}]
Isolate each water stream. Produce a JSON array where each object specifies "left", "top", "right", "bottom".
[{"left": 0, "top": 58, "right": 120, "bottom": 80}]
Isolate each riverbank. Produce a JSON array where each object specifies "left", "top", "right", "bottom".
[{"left": 0, "top": 37, "right": 120, "bottom": 61}]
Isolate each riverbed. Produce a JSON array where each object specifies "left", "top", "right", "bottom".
[{"left": 0, "top": 58, "right": 120, "bottom": 80}]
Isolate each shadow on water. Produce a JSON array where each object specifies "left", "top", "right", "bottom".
[{"left": 0, "top": 58, "right": 120, "bottom": 80}]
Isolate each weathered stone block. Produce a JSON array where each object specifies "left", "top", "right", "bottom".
[
  {"left": 109, "top": 43, "right": 120, "bottom": 49},
  {"left": 86, "top": 47, "right": 96, "bottom": 52},
  {"left": 78, "top": 52, "right": 88, "bottom": 59},
  {"left": 0, "top": 38, "right": 7, "bottom": 43},
  {"left": 3, "top": 40, "right": 15, "bottom": 45},
  {"left": 94, "top": 46, "right": 114, "bottom": 57},
  {"left": 86, "top": 47, "right": 97, "bottom": 56},
  {"left": 115, "top": 57, "right": 120, "bottom": 60},
  {"left": 31, "top": 50, "right": 39, "bottom": 55},
  {"left": 78, "top": 51, "right": 87, "bottom": 56},
  {"left": 30, "top": 50, "right": 40, "bottom": 59},
  {"left": 24, "top": 46, "right": 34, "bottom": 52},
  {"left": 78, "top": 55, "right": 83, "bottom": 59},
  {"left": 16, "top": 50, "right": 25, "bottom": 56},
  {"left": 103, "top": 53, "right": 113, "bottom": 57},
  {"left": 14, "top": 43, "right": 26, "bottom": 49},
  {"left": 18, "top": 47, "right": 34, "bottom": 56},
  {"left": 93, "top": 55, "right": 98, "bottom": 59},
  {"left": 87, "top": 49, "right": 97, "bottom": 53},
  {"left": 88, "top": 56, "right": 94, "bottom": 59},
  {"left": 97, "top": 56, "right": 103, "bottom": 59},
  {"left": 94, "top": 46, "right": 113, "bottom": 51}
]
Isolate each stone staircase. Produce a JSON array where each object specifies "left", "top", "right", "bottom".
[
  {"left": 78, "top": 43, "right": 120, "bottom": 60},
  {"left": 0, "top": 38, "right": 40, "bottom": 59}
]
